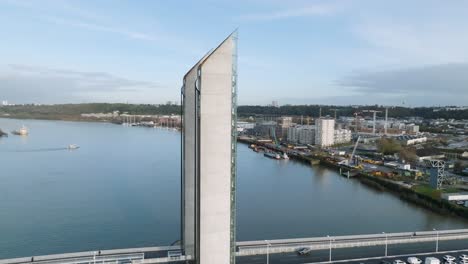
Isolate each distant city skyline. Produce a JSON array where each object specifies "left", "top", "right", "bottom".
[{"left": 1, "top": 0, "right": 468, "bottom": 106}]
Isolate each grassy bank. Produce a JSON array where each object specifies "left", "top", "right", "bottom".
[{"left": 357, "top": 173, "right": 468, "bottom": 219}]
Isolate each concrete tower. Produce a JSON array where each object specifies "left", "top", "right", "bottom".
[{"left": 181, "top": 31, "right": 238, "bottom": 264}]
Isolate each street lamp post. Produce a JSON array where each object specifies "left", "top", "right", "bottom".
[
  {"left": 383, "top": 232, "right": 388, "bottom": 257},
  {"left": 265, "top": 240, "right": 270, "bottom": 264},
  {"left": 327, "top": 235, "right": 333, "bottom": 263},
  {"left": 433, "top": 229, "right": 439, "bottom": 252},
  {"left": 93, "top": 251, "right": 96, "bottom": 264}
]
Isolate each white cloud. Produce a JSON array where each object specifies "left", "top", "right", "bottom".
[
  {"left": 239, "top": 3, "right": 338, "bottom": 21},
  {"left": 352, "top": 12, "right": 468, "bottom": 67},
  {"left": 43, "top": 16, "right": 158, "bottom": 41},
  {"left": 0, "top": 65, "right": 165, "bottom": 104},
  {"left": 337, "top": 63, "right": 468, "bottom": 106}
]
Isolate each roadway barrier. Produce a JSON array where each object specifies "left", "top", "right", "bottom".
[
  {"left": 2, "top": 229, "right": 468, "bottom": 263},
  {"left": 236, "top": 229, "right": 468, "bottom": 256}
]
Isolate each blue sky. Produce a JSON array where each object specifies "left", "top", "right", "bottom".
[{"left": 1, "top": 0, "right": 468, "bottom": 106}]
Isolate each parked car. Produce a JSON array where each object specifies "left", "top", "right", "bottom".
[
  {"left": 460, "top": 255, "right": 468, "bottom": 261},
  {"left": 393, "top": 260, "right": 406, "bottom": 264},
  {"left": 407, "top": 257, "right": 422, "bottom": 264},
  {"left": 297, "top": 247, "right": 311, "bottom": 255},
  {"left": 424, "top": 257, "right": 440, "bottom": 264},
  {"left": 443, "top": 255, "right": 456, "bottom": 262}
]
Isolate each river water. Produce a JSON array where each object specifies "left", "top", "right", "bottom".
[{"left": 0, "top": 118, "right": 467, "bottom": 259}]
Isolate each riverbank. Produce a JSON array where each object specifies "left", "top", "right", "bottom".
[{"left": 237, "top": 136, "right": 468, "bottom": 221}]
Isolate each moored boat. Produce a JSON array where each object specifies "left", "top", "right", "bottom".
[
  {"left": 264, "top": 152, "right": 281, "bottom": 160},
  {"left": 12, "top": 126, "right": 28, "bottom": 136}
]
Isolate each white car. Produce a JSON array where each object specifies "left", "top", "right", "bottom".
[
  {"left": 443, "top": 255, "right": 456, "bottom": 262},
  {"left": 458, "top": 260, "right": 468, "bottom": 264},
  {"left": 407, "top": 257, "right": 422, "bottom": 264},
  {"left": 393, "top": 260, "right": 406, "bottom": 264},
  {"left": 460, "top": 255, "right": 468, "bottom": 261},
  {"left": 297, "top": 247, "right": 311, "bottom": 255},
  {"left": 424, "top": 257, "right": 440, "bottom": 264}
]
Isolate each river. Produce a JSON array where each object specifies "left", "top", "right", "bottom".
[{"left": 0, "top": 118, "right": 467, "bottom": 259}]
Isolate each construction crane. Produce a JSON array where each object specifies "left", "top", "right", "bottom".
[
  {"left": 362, "top": 110, "right": 382, "bottom": 135},
  {"left": 353, "top": 112, "right": 362, "bottom": 132},
  {"left": 384, "top": 107, "right": 389, "bottom": 135},
  {"left": 330, "top": 108, "right": 339, "bottom": 120},
  {"left": 425, "top": 159, "right": 446, "bottom": 189},
  {"left": 349, "top": 136, "right": 361, "bottom": 165},
  {"left": 270, "top": 126, "right": 279, "bottom": 146}
]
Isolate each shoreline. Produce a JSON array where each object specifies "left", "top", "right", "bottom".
[{"left": 237, "top": 137, "right": 468, "bottom": 221}]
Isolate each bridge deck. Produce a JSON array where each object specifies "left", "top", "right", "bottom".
[{"left": 1, "top": 229, "right": 468, "bottom": 264}]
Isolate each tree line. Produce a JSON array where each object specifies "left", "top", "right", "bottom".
[{"left": 1, "top": 103, "right": 467, "bottom": 120}]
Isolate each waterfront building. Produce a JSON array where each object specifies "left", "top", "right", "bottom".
[
  {"left": 334, "top": 129, "right": 352, "bottom": 144},
  {"left": 253, "top": 121, "right": 276, "bottom": 138},
  {"left": 276, "top": 116, "right": 293, "bottom": 139},
  {"left": 287, "top": 125, "right": 315, "bottom": 145},
  {"left": 181, "top": 32, "right": 237, "bottom": 264},
  {"left": 236, "top": 121, "right": 255, "bottom": 133},
  {"left": 315, "top": 118, "right": 335, "bottom": 147}
]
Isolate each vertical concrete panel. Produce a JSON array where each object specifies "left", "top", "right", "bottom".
[
  {"left": 182, "top": 33, "right": 236, "bottom": 264},
  {"left": 198, "top": 36, "right": 234, "bottom": 264},
  {"left": 182, "top": 66, "right": 198, "bottom": 258}
]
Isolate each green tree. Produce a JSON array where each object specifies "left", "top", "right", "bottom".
[{"left": 377, "top": 138, "right": 402, "bottom": 155}]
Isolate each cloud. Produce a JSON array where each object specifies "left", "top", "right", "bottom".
[
  {"left": 239, "top": 3, "right": 337, "bottom": 21},
  {"left": 353, "top": 19, "right": 468, "bottom": 66},
  {"left": 2, "top": 0, "right": 159, "bottom": 42},
  {"left": 336, "top": 63, "right": 468, "bottom": 106},
  {"left": 43, "top": 16, "right": 158, "bottom": 41},
  {"left": 0, "top": 65, "right": 164, "bottom": 104}
]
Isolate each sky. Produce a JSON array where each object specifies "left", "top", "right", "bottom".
[{"left": 0, "top": 0, "right": 468, "bottom": 107}]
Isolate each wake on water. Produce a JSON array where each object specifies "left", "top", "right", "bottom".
[{"left": 0, "top": 147, "right": 70, "bottom": 153}]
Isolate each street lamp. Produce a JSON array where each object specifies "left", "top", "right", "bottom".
[
  {"left": 265, "top": 240, "right": 270, "bottom": 264},
  {"left": 327, "top": 235, "right": 333, "bottom": 263},
  {"left": 93, "top": 251, "right": 97, "bottom": 264},
  {"left": 433, "top": 229, "right": 439, "bottom": 252},
  {"left": 383, "top": 232, "right": 388, "bottom": 257}
]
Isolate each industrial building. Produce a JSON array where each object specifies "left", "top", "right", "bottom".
[
  {"left": 396, "top": 135, "right": 427, "bottom": 145},
  {"left": 181, "top": 32, "right": 237, "bottom": 264}
]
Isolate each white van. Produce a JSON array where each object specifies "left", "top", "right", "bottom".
[
  {"left": 424, "top": 257, "right": 440, "bottom": 264},
  {"left": 407, "top": 257, "right": 422, "bottom": 264}
]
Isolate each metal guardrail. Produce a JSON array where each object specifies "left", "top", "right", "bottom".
[
  {"left": 0, "top": 254, "right": 144, "bottom": 264},
  {"left": 2, "top": 229, "right": 468, "bottom": 263},
  {"left": 0, "top": 247, "right": 180, "bottom": 264},
  {"left": 236, "top": 229, "right": 468, "bottom": 256}
]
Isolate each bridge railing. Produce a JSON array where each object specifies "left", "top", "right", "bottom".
[
  {"left": 2, "top": 229, "right": 468, "bottom": 263},
  {"left": 236, "top": 229, "right": 468, "bottom": 256}
]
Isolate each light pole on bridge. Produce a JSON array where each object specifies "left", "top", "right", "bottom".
[
  {"left": 382, "top": 232, "right": 388, "bottom": 257},
  {"left": 433, "top": 228, "right": 439, "bottom": 252},
  {"left": 327, "top": 235, "right": 334, "bottom": 263},
  {"left": 265, "top": 240, "right": 271, "bottom": 264}
]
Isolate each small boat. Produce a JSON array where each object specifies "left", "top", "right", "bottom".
[
  {"left": 264, "top": 152, "right": 281, "bottom": 160},
  {"left": 68, "top": 144, "right": 80, "bottom": 150},
  {"left": 282, "top": 153, "right": 289, "bottom": 159},
  {"left": 12, "top": 125, "right": 28, "bottom": 136}
]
